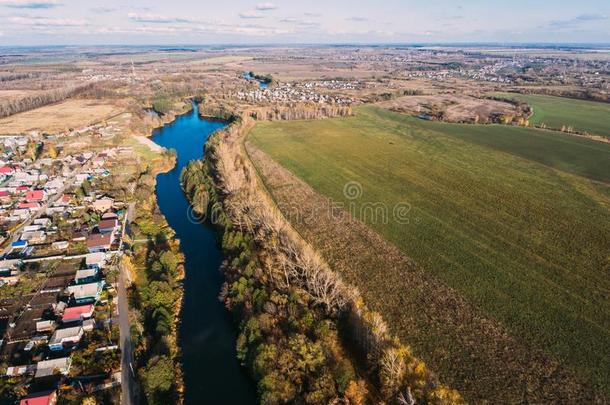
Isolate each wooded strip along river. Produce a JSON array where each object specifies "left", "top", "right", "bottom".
[{"left": 151, "top": 103, "right": 256, "bottom": 404}]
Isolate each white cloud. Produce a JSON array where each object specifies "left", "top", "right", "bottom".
[
  {"left": 127, "top": 13, "right": 194, "bottom": 24},
  {"left": 239, "top": 11, "right": 264, "bottom": 19},
  {"left": 8, "top": 15, "right": 87, "bottom": 26},
  {"left": 549, "top": 13, "right": 607, "bottom": 29},
  {"left": 0, "top": 0, "right": 60, "bottom": 9},
  {"left": 91, "top": 6, "right": 116, "bottom": 13},
  {"left": 278, "top": 17, "right": 320, "bottom": 27},
  {"left": 255, "top": 2, "right": 276, "bottom": 11}
]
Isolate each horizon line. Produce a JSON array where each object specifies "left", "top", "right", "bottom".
[{"left": 2, "top": 41, "right": 610, "bottom": 49}]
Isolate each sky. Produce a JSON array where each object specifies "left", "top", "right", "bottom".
[{"left": 0, "top": 0, "right": 609, "bottom": 46}]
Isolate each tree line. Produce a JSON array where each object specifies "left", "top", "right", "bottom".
[
  {"left": 0, "top": 82, "right": 97, "bottom": 119},
  {"left": 127, "top": 166, "right": 185, "bottom": 405}
]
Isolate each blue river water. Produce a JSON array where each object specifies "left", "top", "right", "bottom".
[{"left": 151, "top": 104, "right": 256, "bottom": 404}]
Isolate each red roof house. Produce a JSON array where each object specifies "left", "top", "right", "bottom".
[
  {"left": 97, "top": 218, "right": 118, "bottom": 233},
  {"left": 87, "top": 233, "right": 113, "bottom": 252},
  {"left": 18, "top": 202, "right": 40, "bottom": 210},
  {"left": 62, "top": 304, "right": 94, "bottom": 323},
  {"left": 0, "top": 166, "right": 15, "bottom": 175},
  {"left": 20, "top": 391, "right": 57, "bottom": 405},
  {"left": 25, "top": 190, "right": 46, "bottom": 203}
]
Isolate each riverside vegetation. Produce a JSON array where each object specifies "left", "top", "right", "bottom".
[
  {"left": 180, "top": 101, "right": 464, "bottom": 405},
  {"left": 127, "top": 165, "right": 185, "bottom": 405}
]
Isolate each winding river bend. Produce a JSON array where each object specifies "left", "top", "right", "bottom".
[{"left": 151, "top": 103, "right": 256, "bottom": 404}]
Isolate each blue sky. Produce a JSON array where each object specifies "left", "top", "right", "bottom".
[{"left": 0, "top": 0, "right": 608, "bottom": 45}]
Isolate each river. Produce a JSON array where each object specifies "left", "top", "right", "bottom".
[{"left": 151, "top": 103, "right": 256, "bottom": 404}]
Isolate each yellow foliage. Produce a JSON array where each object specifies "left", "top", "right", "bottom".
[
  {"left": 428, "top": 386, "right": 466, "bottom": 405},
  {"left": 344, "top": 380, "right": 368, "bottom": 405}
]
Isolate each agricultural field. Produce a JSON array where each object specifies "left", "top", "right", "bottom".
[
  {"left": 0, "top": 99, "right": 124, "bottom": 134},
  {"left": 248, "top": 106, "right": 610, "bottom": 400},
  {"left": 494, "top": 92, "right": 610, "bottom": 139}
]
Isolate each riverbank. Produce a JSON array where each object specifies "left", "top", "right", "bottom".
[
  {"left": 181, "top": 101, "right": 464, "bottom": 404},
  {"left": 120, "top": 101, "right": 199, "bottom": 405}
]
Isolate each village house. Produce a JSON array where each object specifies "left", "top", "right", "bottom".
[
  {"left": 67, "top": 280, "right": 103, "bottom": 303},
  {"left": 0, "top": 190, "right": 11, "bottom": 203},
  {"left": 51, "top": 241, "right": 69, "bottom": 250},
  {"left": 0, "top": 266, "right": 20, "bottom": 286},
  {"left": 5, "top": 364, "right": 37, "bottom": 377},
  {"left": 48, "top": 326, "right": 83, "bottom": 351},
  {"left": 91, "top": 197, "right": 114, "bottom": 212},
  {"left": 11, "top": 208, "right": 31, "bottom": 220},
  {"left": 19, "top": 390, "right": 58, "bottom": 405},
  {"left": 86, "top": 232, "right": 113, "bottom": 253},
  {"left": 20, "top": 230, "right": 46, "bottom": 244},
  {"left": 85, "top": 252, "right": 106, "bottom": 270},
  {"left": 101, "top": 211, "right": 118, "bottom": 219},
  {"left": 44, "top": 178, "right": 64, "bottom": 194},
  {"left": 74, "top": 268, "right": 99, "bottom": 285},
  {"left": 61, "top": 304, "right": 93, "bottom": 323},
  {"left": 11, "top": 240, "right": 28, "bottom": 252},
  {"left": 23, "top": 224, "right": 42, "bottom": 233},
  {"left": 35, "top": 320, "right": 56, "bottom": 333},
  {"left": 0, "top": 165, "right": 15, "bottom": 176},
  {"left": 25, "top": 190, "right": 46, "bottom": 203},
  {"left": 97, "top": 218, "right": 118, "bottom": 233},
  {"left": 18, "top": 201, "right": 40, "bottom": 210},
  {"left": 35, "top": 357, "right": 72, "bottom": 377},
  {"left": 33, "top": 217, "right": 51, "bottom": 228}
]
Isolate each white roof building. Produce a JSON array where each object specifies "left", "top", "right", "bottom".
[
  {"left": 48, "top": 326, "right": 83, "bottom": 350},
  {"left": 35, "top": 357, "right": 72, "bottom": 378}
]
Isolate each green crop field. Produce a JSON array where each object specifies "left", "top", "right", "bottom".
[
  {"left": 495, "top": 92, "right": 610, "bottom": 139},
  {"left": 249, "top": 106, "right": 610, "bottom": 395}
]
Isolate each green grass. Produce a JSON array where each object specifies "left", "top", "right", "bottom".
[
  {"left": 495, "top": 92, "right": 610, "bottom": 139},
  {"left": 249, "top": 106, "right": 610, "bottom": 394}
]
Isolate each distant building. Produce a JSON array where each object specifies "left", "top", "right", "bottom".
[
  {"left": 33, "top": 218, "right": 51, "bottom": 228},
  {"left": 51, "top": 241, "right": 69, "bottom": 250},
  {"left": 0, "top": 166, "right": 15, "bottom": 175},
  {"left": 18, "top": 202, "right": 40, "bottom": 210},
  {"left": 20, "top": 230, "right": 46, "bottom": 244},
  {"left": 25, "top": 190, "right": 46, "bottom": 203},
  {"left": 11, "top": 240, "right": 28, "bottom": 251}
]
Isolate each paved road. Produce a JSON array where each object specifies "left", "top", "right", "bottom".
[
  {"left": 118, "top": 261, "right": 137, "bottom": 405},
  {"left": 118, "top": 204, "right": 137, "bottom": 405}
]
